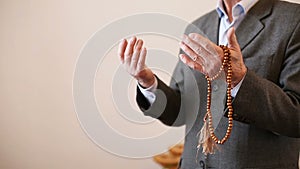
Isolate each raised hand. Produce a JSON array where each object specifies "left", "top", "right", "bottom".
[
  {"left": 179, "top": 27, "right": 247, "bottom": 87},
  {"left": 118, "top": 36, "right": 155, "bottom": 88}
]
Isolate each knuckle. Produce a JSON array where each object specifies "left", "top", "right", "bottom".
[
  {"left": 125, "top": 52, "right": 132, "bottom": 58},
  {"left": 203, "top": 43, "right": 210, "bottom": 50},
  {"left": 124, "top": 56, "right": 131, "bottom": 61},
  {"left": 137, "top": 62, "right": 144, "bottom": 67},
  {"left": 194, "top": 64, "right": 200, "bottom": 70},
  {"left": 191, "top": 63, "right": 195, "bottom": 69},
  {"left": 131, "top": 58, "right": 139, "bottom": 64},
  {"left": 132, "top": 72, "right": 138, "bottom": 77},
  {"left": 195, "top": 47, "right": 201, "bottom": 54},
  {"left": 135, "top": 46, "right": 142, "bottom": 51},
  {"left": 124, "top": 58, "right": 131, "bottom": 64},
  {"left": 131, "top": 57, "right": 138, "bottom": 62},
  {"left": 181, "top": 44, "right": 188, "bottom": 50}
]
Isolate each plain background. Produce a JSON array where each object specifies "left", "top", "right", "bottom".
[{"left": 1, "top": 0, "right": 299, "bottom": 169}]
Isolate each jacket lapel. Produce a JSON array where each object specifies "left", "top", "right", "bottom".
[{"left": 236, "top": 0, "right": 274, "bottom": 51}]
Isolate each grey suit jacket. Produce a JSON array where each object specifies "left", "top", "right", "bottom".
[{"left": 136, "top": 0, "right": 300, "bottom": 168}]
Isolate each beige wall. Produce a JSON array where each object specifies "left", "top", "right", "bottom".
[{"left": 0, "top": 0, "right": 299, "bottom": 169}]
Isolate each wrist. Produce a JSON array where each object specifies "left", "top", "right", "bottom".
[
  {"left": 138, "top": 78, "right": 155, "bottom": 88},
  {"left": 232, "top": 66, "right": 247, "bottom": 87},
  {"left": 137, "top": 74, "right": 155, "bottom": 88}
]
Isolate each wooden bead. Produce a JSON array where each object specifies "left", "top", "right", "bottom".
[{"left": 203, "top": 45, "right": 234, "bottom": 145}]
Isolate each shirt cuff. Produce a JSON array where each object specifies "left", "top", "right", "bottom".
[
  {"left": 231, "top": 75, "right": 245, "bottom": 97},
  {"left": 137, "top": 77, "right": 158, "bottom": 105}
]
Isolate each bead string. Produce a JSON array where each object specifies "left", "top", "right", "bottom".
[{"left": 204, "top": 45, "right": 233, "bottom": 145}]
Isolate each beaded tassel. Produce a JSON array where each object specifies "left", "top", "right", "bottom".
[
  {"left": 197, "top": 45, "right": 233, "bottom": 155},
  {"left": 197, "top": 113, "right": 218, "bottom": 155}
]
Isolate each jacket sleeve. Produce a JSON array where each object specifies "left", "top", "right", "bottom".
[
  {"left": 135, "top": 21, "right": 204, "bottom": 127},
  {"left": 136, "top": 59, "right": 186, "bottom": 126}
]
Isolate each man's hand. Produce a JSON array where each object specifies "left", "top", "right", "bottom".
[
  {"left": 179, "top": 27, "right": 247, "bottom": 87},
  {"left": 118, "top": 36, "right": 155, "bottom": 88},
  {"left": 226, "top": 28, "right": 247, "bottom": 86}
]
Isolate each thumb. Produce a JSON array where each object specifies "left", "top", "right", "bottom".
[{"left": 227, "top": 27, "right": 239, "bottom": 49}]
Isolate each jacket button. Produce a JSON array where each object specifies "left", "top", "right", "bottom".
[
  {"left": 199, "top": 160, "right": 205, "bottom": 169},
  {"left": 213, "top": 85, "right": 218, "bottom": 91}
]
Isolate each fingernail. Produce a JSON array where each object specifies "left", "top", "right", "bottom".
[
  {"left": 182, "top": 34, "right": 187, "bottom": 39},
  {"left": 179, "top": 41, "right": 185, "bottom": 46},
  {"left": 132, "top": 36, "right": 137, "bottom": 42},
  {"left": 180, "top": 34, "right": 184, "bottom": 39}
]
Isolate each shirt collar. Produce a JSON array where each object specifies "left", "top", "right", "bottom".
[{"left": 216, "top": 0, "right": 259, "bottom": 19}]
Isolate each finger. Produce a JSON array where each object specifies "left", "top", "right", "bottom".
[
  {"left": 124, "top": 36, "right": 137, "bottom": 64},
  {"left": 179, "top": 54, "right": 205, "bottom": 73},
  {"left": 131, "top": 39, "right": 144, "bottom": 68},
  {"left": 134, "top": 39, "right": 143, "bottom": 50},
  {"left": 188, "top": 33, "right": 218, "bottom": 56},
  {"left": 182, "top": 34, "right": 211, "bottom": 59},
  {"left": 137, "top": 47, "right": 147, "bottom": 71},
  {"left": 227, "top": 27, "right": 239, "bottom": 50},
  {"left": 179, "top": 41, "right": 205, "bottom": 65},
  {"left": 187, "top": 33, "right": 223, "bottom": 69},
  {"left": 118, "top": 39, "right": 128, "bottom": 63}
]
